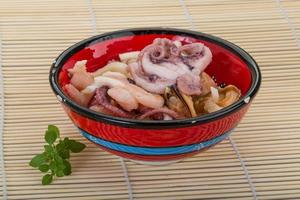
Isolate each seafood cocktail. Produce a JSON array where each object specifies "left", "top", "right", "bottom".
[{"left": 50, "top": 28, "right": 261, "bottom": 165}]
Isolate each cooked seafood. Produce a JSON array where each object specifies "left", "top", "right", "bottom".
[
  {"left": 129, "top": 38, "right": 212, "bottom": 95},
  {"left": 94, "top": 87, "right": 134, "bottom": 118},
  {"left": 64, "top": 84, "right": 93, "bottom": 107},
  {"left": 164, "top": 86, "right": 191, "bottom": 118},
  {"left": 63, "top": 38, "right": 241, "bottom": 120},
  {"left": 138, "top": 108, "right": 182, "bottom": 120},
  {"left": 92, "top": 61, "right": 128, "bottom": 77},
  {"left": 202, "top": 85, "right": 241, "bottom": 114}
]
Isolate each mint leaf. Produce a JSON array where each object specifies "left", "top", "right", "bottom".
[
  {"left": 52, "top": 155, "right": 65, "bottom": 177},
  {"left": 63, "top": 160, "right": 72, "bottom": 176},
  {"left": 43, "top": 145, "right": 54, "bottom": 159},
  {"left": 29, "top": 154, "right": 46, "bottom": 168},
  {"left": 49, "top": 161, "right": 56, "bottom": 172},
  {"left": 56, "top": 140, "right": 70, "bottom": 159},
  {"left": 56, "top": 170, "right": 64, "bottom": 177},
  {"left": 44, "top": 145, "right": 53, "bottom": 153},
  {"left": 42, "top": 174, "right": 53, "bottom": 185},
  {"left": 67, "top": 140, "right": 86, "bottom": 153},
  {"left": 58, "top": 149, "right": 70, "bottom": 159},
  {"left": 39, "top": 164, "right": 49, "bottom": 173},
  {"left": 63, "top": 137, "right": 70, "bottom": 148},
  {"left": 48, "top": 125, "right": 60, "bottom": 138},
  {"left": 30, "top": 125, "right": 86, "bottom": 185},
  {"left": 54, "top": 154, "right": 64, "bottom": 166},
  {"left": 45, "top": 130, "right": 57, "bottom": 145}
]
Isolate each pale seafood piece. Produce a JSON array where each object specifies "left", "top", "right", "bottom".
[
  {"left": 64, "top": 84, "right": 93, "bottom": 107},
  {"left": 126, "top": 58, "right": 138, "bottom": 64},
  {"left": 141, "top": 50, "right": 179, "bottom": 80},
  {"left": 70, "top": 72, "right": 94, "bottom": 91},
  {"left": 82, "top": 71, "right": 164, "bottom": 109},
  {"left": 94, "top": 87, "right": 133, "bottom": 118},
  {"left": 160, "top": 61, "right": 190, "bottom": 76},
  {"left": 129, "top": 62, "right": 175, "bottom": 94},
  {"left": 82, "top": 76, "right": 126, "bottom": 94},
  {"left": 67, "top": 60, "right": 94, "bottom": 91},
  {"left": 130, "top": 38, "right": 212, "bottom": 94},
  {"left": 176, "top": 73, "right": 201, "bottom": 95},
  {"left": 179, "top": 44, "right": 212, "bottom": 74},
  {"left": 68, "top": 60, "right": 88, "bottom": 75},
  {"left": 92, "top": 61, "right": 128, "bottom": 77},
  {"left": 107, "top": 87, "right": 139, "bottom": 111},
  {"left": 200, "top": 72, "right": 217, "bottom": 95},
  {"left": 119, "top": 51, "right": 140, "bottom": 63},
  {"left": 101, "top": 71, "right": 128, "bottom": 82},
  {"left": 125, "top": 83, "right": 164, "bottom": 109},
  {"left": 138, "top": 42, "right": 189, "bottom": 80}
]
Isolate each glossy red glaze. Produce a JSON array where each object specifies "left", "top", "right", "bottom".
[
  {"left": 64, "top": 104, "right": 249, "bottom": 147},
  {"left": 51, "top": 29, "right": 260, "bottom": 162}
]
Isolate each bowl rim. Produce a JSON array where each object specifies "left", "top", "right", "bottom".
[{"left": 49, "top": 27, "right": 261, "bottom": 129}]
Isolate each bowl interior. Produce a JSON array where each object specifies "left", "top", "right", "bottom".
[{"left": 58, "top": 33, "right": 252, "bottom": 96}]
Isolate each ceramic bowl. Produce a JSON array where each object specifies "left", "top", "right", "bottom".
[{"left": 49, "top": 28, "right": 261, "bottom": 165}]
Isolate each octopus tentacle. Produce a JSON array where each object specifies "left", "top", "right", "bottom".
[
  {"left": 131, "top": 38, "right": 212, "bottom": 95},
  {"left": 177, "top": 73, "right": 202, "bottom": 95},
  {"left": 94, "top": 87, "right": 133, "bottom": 118},
  {"left": 128, "top": 62, "right": 175, "bottom": 94}
]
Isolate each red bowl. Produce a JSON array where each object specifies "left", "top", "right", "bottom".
[{"left": 49, "top": 28, "right": 261, "bottom": 165}]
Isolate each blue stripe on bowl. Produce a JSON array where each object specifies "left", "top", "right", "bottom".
[{"left": 79, "top": 129, "right": 232, "bottom": 156}]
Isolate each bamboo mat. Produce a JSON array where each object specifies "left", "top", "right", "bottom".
[{"left": 1, "top": 0, "right": 300, "bottom": 199}]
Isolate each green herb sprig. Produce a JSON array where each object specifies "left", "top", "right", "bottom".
[{"left": 29, "top": 125, "right": 86, "bottom": 185}]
